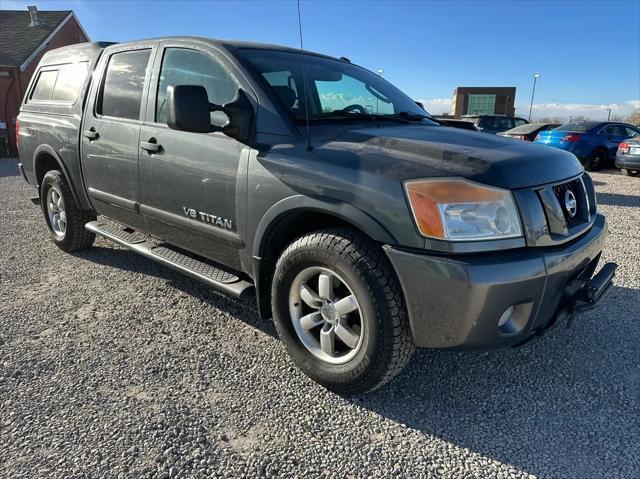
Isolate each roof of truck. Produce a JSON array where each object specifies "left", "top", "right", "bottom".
[{"left": 108, "top": 36, "right": 339, "bottom": 61}]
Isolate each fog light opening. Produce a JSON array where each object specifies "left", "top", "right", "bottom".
[{"left": 498, "top": 305, "right": 515, "bottom": 327}]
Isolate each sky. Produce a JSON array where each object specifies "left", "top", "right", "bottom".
[{"left": 3, "top": 0, "right": 639, "bottom": 120}]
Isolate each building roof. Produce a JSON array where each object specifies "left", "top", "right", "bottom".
[{"left": 0, "top": 9, "right": 73, "bottom": 67}]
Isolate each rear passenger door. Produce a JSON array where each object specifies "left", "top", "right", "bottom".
[{"left": 82, "top": 43, "right": 156, "bottom": 226}]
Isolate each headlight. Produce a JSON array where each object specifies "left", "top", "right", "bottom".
[{"left": 404, "top": 178, "right": 522, "bottom": 241}]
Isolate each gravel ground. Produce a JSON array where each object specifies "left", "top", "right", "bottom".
[{"left": 1, "top": 158, "right": 638, "bottom": 479}]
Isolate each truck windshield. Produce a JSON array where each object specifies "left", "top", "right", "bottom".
[{"left": 238, "top": 48, "right": 436, "bottom": 124}]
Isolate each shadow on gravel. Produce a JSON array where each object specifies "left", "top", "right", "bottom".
[
  {"left": 595, "top": 192, "right": 640, "bottom": 208},
  {"left": 0, "top": 158, "right": 20, "bottom": 177},
  {"left": 74, "top": 246, "right": 277, "bottom": 339},
  {"left": 356, "top": 284, "right": 640, "bottom": 478}
]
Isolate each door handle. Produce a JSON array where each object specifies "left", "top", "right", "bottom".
[
  {"left": 83, "top": 128, "right": 99, "bottom": 140},
  {"left": 140, "top": 138, "right": 161, "bottom": 153}
]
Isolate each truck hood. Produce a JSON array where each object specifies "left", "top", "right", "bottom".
[{"left": 314, "top": 124, "right": 584, "bottom": 189}]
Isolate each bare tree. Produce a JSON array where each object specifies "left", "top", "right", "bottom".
[
  {"left": 625, "top": 110, "right": 640, "bottom": 126},
  {"left": 570, "top": 115, "right": 590, "bottom": 123},
  {"left": 538, "top": 117, "right": 565, "bottom": 124}
]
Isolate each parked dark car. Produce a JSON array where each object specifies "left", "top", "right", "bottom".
[
  {"left": 498, "top": 123, "right": 560, "bottom": 142},
  {"left": 461, "top": 114, "right": 528, "bottom": 134},
  {"left": 616, "top": 135, "right": 640, "bottom": 176},
  {"left": 535, "top": 121, "right": 640, "bottom": 171},
  {"left": 436, "top": 118, "right": 480, "bottom": 131},
  {"left": 17, "top": 38, "right": 617, "bottom": 394}
]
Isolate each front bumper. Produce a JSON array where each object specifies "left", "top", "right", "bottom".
[
  {"left": 615, "top": 154, "right": 640, "bottom": 170},
  {"left": 384, "top": 214, "right": 615, "bottom": 349}
]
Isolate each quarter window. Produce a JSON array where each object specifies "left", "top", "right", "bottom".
[
  {"left": 156, "top": 48, "right": 238, "bottom": 127},
  {"left": 51, "top": 62, "right": 89, "bottom": 102},
  {"left": 30, "top": 70, "right": 58, "bottom": 101},
  {"left": 99, "top": 49, "right": 151, "bottom": 120}
]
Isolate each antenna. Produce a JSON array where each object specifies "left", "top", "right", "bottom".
[{"left": 296, "top": 0, "right": 313, "bottom": 151}]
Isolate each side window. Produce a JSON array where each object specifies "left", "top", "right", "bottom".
[
  {"left": 601, "top": 125, "right": 624, "bottom": 136},
  {"left": 30, "top": 70, "right": 58, "bottom": 101},
  {"left": 514, "top": 118, "right": 528, "bottom": 127},
  {"left": 156, "top": 48, "right": 238, "bottom": 127},
  {"left": 51, "top": 62, "right": 89, "bottom": 102},
  {"left": 98, "top": 49, "right": 151, "bottom": 120},
  {"left": 625, "top": 126, "right": 639, "bottom": 137}
]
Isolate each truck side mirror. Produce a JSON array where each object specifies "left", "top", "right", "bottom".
[
  {"left": 166, "top": 85, "right": 254, "bottom": 143},
  {"left": 166, "top": 85, "right": 211, "bottom": 133}
]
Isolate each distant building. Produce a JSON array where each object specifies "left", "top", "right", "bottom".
[
  {"left": 0, "top": 6, "right": 89, "bottom": 156},
  {"left": 451, "top": 87, "right": 516, "bottom": 118}
]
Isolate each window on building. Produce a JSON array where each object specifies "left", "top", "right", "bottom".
[
  {"left": 156, "top": 48, "right": 238, "bottom": 127},
  {"left": 467, "top": 94, "right": 496, "bottom": 115},
  {"left": 99, "top": 49, "right": 151, "bottom": 120},
  {"left": 30, "top": 70, "right": 58, "bottom": 101}
]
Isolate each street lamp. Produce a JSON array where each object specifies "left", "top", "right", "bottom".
[
  {"left": 528, "top": 73, "right": 540, "bottom": 122},
  {"left": 607, "top": 108, "right": 612, "bottom": 121}
]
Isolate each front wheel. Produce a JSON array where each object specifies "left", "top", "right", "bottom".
[
  {"left": 41, "top": 170, "right": 96, "bottom": 252},
  {"left": 271, "top": 228, "right": 414, "bottom": 395}
]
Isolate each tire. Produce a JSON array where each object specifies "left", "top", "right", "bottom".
[
  {"left": 41, "top": 170, "right": 96, "bottom": 252},
  {"left": 585, "top": 150, "right": 606, "bottom": 171},
  {"left": 271, "top": 228, "right": 414, "bottom": 395}
]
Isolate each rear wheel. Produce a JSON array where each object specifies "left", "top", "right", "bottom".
[
  {"left": 585, "top": 150, "right": 606, "bottom": 171},
  {"left": 271, "top": 228, "right": 414, "bottom": 395},
  {"left": 41, "top": 170, "right": 96, "bottom": 252}
]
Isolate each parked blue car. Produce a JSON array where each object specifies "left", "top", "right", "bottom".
[{"left": 534, "top": 121, "right": 640, "bottom": 171}]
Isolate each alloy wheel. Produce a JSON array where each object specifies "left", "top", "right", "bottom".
[
  {"left": 289, "top": 266, "right": 364, "bottom": 365},
  {"left": 46, "top": 186, "right": 67, "bottom": 237}
]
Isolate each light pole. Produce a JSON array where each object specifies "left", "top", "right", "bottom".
[
  {"left": 528, "top": 73, "right": 540, "bottom": 122},
  {"left": 607, "top": 108, "right": 612, "bottom": 121}
]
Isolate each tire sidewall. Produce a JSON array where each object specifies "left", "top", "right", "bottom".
[{"left": 272, "top": 238, "right": 392, "bottom": 391}]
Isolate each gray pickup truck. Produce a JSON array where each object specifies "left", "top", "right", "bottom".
[{"left": 17, "top": 38, "right": 616, "bottom": 394}]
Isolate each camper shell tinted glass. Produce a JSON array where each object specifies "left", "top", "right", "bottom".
[{"left": 29, "top": 62, "right": 89, "bottom": 104}]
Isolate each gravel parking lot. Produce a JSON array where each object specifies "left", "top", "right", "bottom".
[{"left": 1, "top": 158, "right": 638, "bottom": 479}]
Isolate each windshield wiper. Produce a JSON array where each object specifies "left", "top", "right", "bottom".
[
  {"left": 393, "top": 111, "right": 432, "bottom": 121},
  {"left": 325, "top": 111, "right": 411, "bottom": 124}
]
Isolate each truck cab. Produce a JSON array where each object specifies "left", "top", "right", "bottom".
[{"left": 17, "top": 38, "right": 616, "bottom": 394}]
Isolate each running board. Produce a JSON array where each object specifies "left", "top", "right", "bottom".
[{"left": 85, "top": 221, "right": 254, "bottom": 299}]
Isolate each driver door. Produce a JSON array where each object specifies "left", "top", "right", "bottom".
[{"left": 138, "top": 41, "right": 250, "bottom": 269}]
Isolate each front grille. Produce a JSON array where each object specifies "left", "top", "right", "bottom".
[
  {"left": 536, "top": 173, "right": 594, "bottom": 239},
  {"left": 552, "top": 179, "right": 584, "bottom": 228}
]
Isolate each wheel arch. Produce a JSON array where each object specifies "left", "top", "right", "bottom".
[
  {"left": 251, "top": 196, "right": 398, "bottom": 319},
  {"left": 32, "top": 145, "right": 82, "bottom": 207}
]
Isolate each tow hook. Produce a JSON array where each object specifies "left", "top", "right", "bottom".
[{"left": 565, "top": 262, "right": 618, "bottom": 328}]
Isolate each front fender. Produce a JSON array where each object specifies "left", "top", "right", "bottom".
[{"left": 252, "top": 194, "right": 397, "bottom": 258}]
